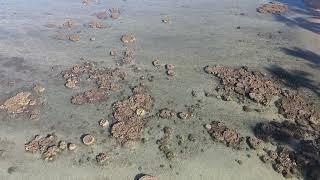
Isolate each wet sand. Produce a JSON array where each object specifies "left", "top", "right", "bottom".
[{"left": 0, "top": 0, "right": 319, "bottom": 179}]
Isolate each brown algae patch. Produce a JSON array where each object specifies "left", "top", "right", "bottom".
[
  {"left": 0, "top": 88, "right": 44, "bottom": 119},
  {"left": 0, "top": 92, "right": 32, "bottom": 113}
]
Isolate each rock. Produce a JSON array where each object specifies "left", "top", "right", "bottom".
[
  {"left": 68, "top": 143, "right": 77, "bottom": 151},
  {"left": 42, "top": 145, "right": 60, "bottom": 161},
  {"left": 257, "top": 2, "right": 288, "bottom": 14},
  {"left": 165, "top": 64, "right": 175, "bottom": 70},
  {"left": 58, "top": 141, "right": 67, "bottom": 150},
  {"left": 207, "top": 121, "right": 244, "bottom": 149},
  {"left": 138, "top": 175, "right": 157, "bottom": 180},
  {"left": 159, "top": 108, "right": 175, "bottom": 119},
  {"left": 205, "top": 124, "right": 212, "bottom": 130},
  {"left": 243, "top": 105, "right": 253, "bottom": 112},
  {"left": 110, "top": 8, "right": 120, "bottom": 19},
  {"left": 121, "top": 34, "right": 136, "bottom": 44},
  {"left": 65, "top": 78, "right": 78, "bottom": 89},
  {"left": 246, "top": 136, "right": 263, "bottom": 150},
  {"left": 162, "top": 16, "right": 171, "bottom": 24},
  {"left": 121, "top": 49, "right": 134, "bottom": 64},
  {"left": 96, "top": 152, "right": 109, "bottom": 164},
  {"left": 178, "top": 111, "right": 189, "bottom": 120},
  {"left": 152, "top": 59, "right": 161, "bottom": 67},
  {"left": 82, "top": 134, "right": 95, "bottom": 145},
  {"left": 25, "top": 134, "right": 57, "bottom": 153},
  {"left": 204, "top": 65, "right": 280, "bottom": 105},
  {"left": 68, "top": 34, "right": 80, "bottom": 42},
  {"left": 260, "top": 155, "right": 271, "bottom": 163},
  {"left": 166, "top": 151, "right": 175, "bottom": 160},
  {"left": 166, "top": 70, "right": 175, "bottom": 76},
  {"left": 111, "top": 93, "right": 154, "bottom": 143},
  {"left": 33, "top": 84, "right": 45, "bottom": 93},
  {"left": 99, "top": 119, "right": 109, "bottom": 128},
  {"left": 136, "top": 108, "right": 146, "bottom": 116},
  {"left": 110, "top": 49, "right": 117, "bottom": 56}
]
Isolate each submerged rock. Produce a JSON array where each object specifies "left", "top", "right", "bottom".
[
  {"left": 0, "top": 92, "right": 31, "bottom": 113},
  {"left": 82, "top": 134, "right": 95, "bottom": 145},
  {"left": 257, "top": 2, "right": 288, "bottom": 14},
  {"left": 121, "top": 34, "right": 136, "bottom": 44}
]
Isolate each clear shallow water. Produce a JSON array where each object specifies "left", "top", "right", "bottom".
[{"left": 0, "top": 0, "right": 319, "bottom": 179}]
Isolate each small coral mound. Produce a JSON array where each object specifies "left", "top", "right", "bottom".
[
  {"left": 257, "top": 2, "right": 288, "bottom": 14},
  {"left": 204, "top": 65, "right": 280, "bottom": 105},
  {"left": 207, "top": 121, "right": 244, "bottom": 149},
  {"left": 111, "top": 93, "right": 154, "bottom": 144},
  {"left": 25, "top": 134, "right": 74, "bottom": 161}
]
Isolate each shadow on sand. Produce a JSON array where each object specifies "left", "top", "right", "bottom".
[
  {"left": 281, "top": 47, "right": 320, "bottom": 69},
  {"left": 266, "top": 64, "right": 320, "bottom": 96},
  {"left": 274, "top": 0, "right": 320, "bottom": 34}
]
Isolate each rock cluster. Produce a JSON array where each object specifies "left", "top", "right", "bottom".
[
  {"left": 157, "top": 127, "right": 175, "bottom": 160},
  {"left": 111, "top": 93, "right": 154, "bottom": 144},
  {"left": 254, "top": 90, "right": 320, "bottom": 178},
  {"left": 278, "top": 90, "right": 320, "bottom": 131},
  {"left": 204, "top": 65, "right": 280, "bottom": 105},
  {"left": 206, "top": 121, "right": 244, "bottom": 149},
  {"left": 25, "top": 134, "right": 74, "bottom": 161},
  {"left": 257, "top": 2, "right": 288, "bottom": 14}
]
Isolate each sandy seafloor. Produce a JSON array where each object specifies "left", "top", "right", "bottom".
[{"left": 0, "top": 0, "right": 319, "bottom": 179}]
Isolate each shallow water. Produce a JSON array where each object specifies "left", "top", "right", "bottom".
[{"left": 0, "top": 0, "right": 319, "bottom": 179}]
